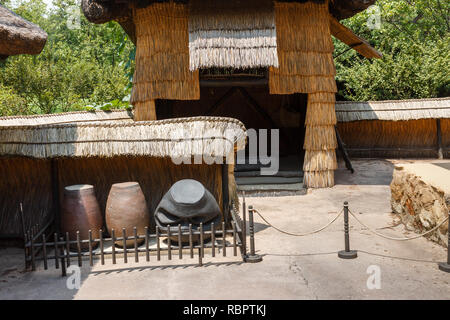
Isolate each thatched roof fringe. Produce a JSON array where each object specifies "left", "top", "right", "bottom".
[
  {"left": 303, "top": 170, "right": 334, "bottom": 188},
  {"left": 0, "top": 110, "right": 133, "bottom": 127},
  {"left": 336, "top": 97, "right": 450, "bottom": 122},
  {"left": 188, "top": 0, "right": 278, "bottom": 70},
  {"left": 189, "top": 47, "right": 278, "bottom": 70},
  {"left": 0, "top": 116, "right": 247, "bottom": 159}
]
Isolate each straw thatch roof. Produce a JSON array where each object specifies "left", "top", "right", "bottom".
[
  {"left": 81, "top": 0, "right": 376, "bottom": 47},
  {"left": 0, "top": 5, "right": 48, "bottom": 59},
  {"left": 336, "top": 97, "right": 450, "bottom": 122},
  {"left": 188, "top": 0, "right": 278, "bottom": 70},
  {"left": 0, "top": 114, "right": 247, "bottom": 159},
  {"left": 0, "top": 109, "right": 134, "bottom": 127},
  {"left": 81, "top": 0, "right": 136, "bottom": 43}
]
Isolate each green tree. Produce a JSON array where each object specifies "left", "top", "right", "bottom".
[
  {"left": 0, "top": 0, "right": 135, "bottom": 116},
  {"left": 334, "top": 0, "right": 450, "bottom": 101}
]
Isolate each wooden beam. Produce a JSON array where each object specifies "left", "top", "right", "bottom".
[
  {"left": 330, "top": 16, "right": 383, "bottom": 59},
  {"left": 437, "top": 118, "right": 443, "bottom": 159},
  {"left": 134, "top": 100, "right": 157, "bottom": 121},
  {"left": 200, "top": 78, "right": 268, "bottom": 88},
  {"left": 206, "top": 87, "right": 238, "bottom": 116},
  {"left": 335, "top": 126, "right": 354, "bottom": 173}
]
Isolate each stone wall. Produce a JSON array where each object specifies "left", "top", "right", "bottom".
[{"left": 390, "top": 166, "right": 449, "bottom": 247}]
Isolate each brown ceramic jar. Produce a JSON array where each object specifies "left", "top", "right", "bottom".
[
  {"left": 61, "top": 184, "right": 103, "bottom": 251},
  {"left": 106, "top": 182, "right": 150, "bottom": 248}
]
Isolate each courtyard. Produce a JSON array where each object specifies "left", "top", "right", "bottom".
[{"left": 0, "top": 159, "right": 448, "bottom": 300}]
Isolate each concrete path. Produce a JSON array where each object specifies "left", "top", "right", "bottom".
[{"left": 1, "top": 159, "right": 449, "bottom": 300}]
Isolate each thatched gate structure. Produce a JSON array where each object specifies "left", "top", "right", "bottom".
[{"left": 81, "top": 0, "right": 381, "bottom": 188}]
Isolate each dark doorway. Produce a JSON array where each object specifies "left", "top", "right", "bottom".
[{"left": 156, "top": 75, "right": 307, "bottom": 194}]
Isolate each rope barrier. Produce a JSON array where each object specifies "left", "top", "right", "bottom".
[
  {"left": 348, "top": 209, "right": 449, "bottom": 241},
  {"left": 253, "top": 209, "right": 343, "bottom": 237}
]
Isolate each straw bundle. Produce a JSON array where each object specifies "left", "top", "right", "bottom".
[
  {"left": 268, "top": 1, "right": 338, "bottom": 187},
  {"left": 131, "top": 2, "right": 199, "bottom": 104},
  {"left": 188, "top": 0, "right": 278, "bottom": 70},
  {"left": 303, "top": 170, "right": 335, "bottom": 189},
  {"left": 303, "top": 92, "right": 337, "bottom": 188},
  {"left": 269, "top": 1, "right": 337, "bottom": 95},
  {"left": 0, "top": 116, "right": 247, "bottom": 159}
]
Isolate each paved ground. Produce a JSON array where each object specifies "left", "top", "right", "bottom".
[{"left": 1, "top": 159, "right": 449, "bottom": 300}]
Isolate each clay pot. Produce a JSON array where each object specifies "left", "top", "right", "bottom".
[
  {"left": 106, "top": 182, "right": 150, "bottom": 248},
  {"left": 61, "top": 185, "right": 103, "bottom": 251}
]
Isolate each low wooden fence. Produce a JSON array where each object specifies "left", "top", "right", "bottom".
[{"left": 23, "top": 203, "right": 259, "bottom": 276}]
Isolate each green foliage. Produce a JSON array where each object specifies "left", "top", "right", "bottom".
[
  {"left": 0, "top": 85, "right": 28, "bottom": 117},
  {"left": 335, "top": 0, "right": 450, "bottom": 101},
  {"left": 0, "top": 0, "right": 135, "bottom": 116},
  {"left": 1, "top": 0, "right": 448, "bottom": 115}
]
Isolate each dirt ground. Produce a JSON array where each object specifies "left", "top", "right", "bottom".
[{"left": 0, "top": 159, "right": 449, "bottom": 300}]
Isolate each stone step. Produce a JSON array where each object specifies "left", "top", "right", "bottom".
[{"left": 236, "top": 176, "right": 303, "bottom": 185}]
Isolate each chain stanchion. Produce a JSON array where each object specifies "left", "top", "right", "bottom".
[
  {"left": 338, "top": 201, "right": 357, "bottom": 259},
  {"left": 438, "top": 212, "right": 450, "bottom": 273},
  {"left": 244, "top": 205, "right": 262, "bottom": 263}
]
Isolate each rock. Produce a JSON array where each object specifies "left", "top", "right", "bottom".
[{"left": 390, "top": 165, "right": 448, "bottom": 247}]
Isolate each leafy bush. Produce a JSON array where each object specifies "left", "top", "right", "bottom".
[
  {"left": 334, "top": 0, "right": 449, "bottom": 101},
  {"left": 0, "top": 0, "right": 134, "bottom": 115},
  {"left": 0, "top": 85, "right": 29, "bottom": 117}
]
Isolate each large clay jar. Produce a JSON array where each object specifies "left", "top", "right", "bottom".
[
  {"left": 61, "top": 185, "right": 103, "bottom": 251},
  {"left": 106, "top": 182, "right": 150, "bottom": 248}
]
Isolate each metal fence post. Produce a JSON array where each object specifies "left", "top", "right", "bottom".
[
  {"left": 244, "top": 205, "right": 262, "bottom": 263},
  {"left": 338, "top": 201, "right": 357, "bottom": 259},
  {"left": 438, "top": 212, "right": 450, "bottom": 273}
]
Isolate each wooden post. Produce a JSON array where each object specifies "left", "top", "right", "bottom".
[
  {"left": 222, "top": 164, "right": 229, "bottom": 227},
  {"left": 437, "top": 119, "right": 443, "bottom": 159},
  {"left": 134, "top": 100, "right": 157, "bottom": 121},
  {"left": 51, "top": 159, "right": 61, "bottom": 233}
]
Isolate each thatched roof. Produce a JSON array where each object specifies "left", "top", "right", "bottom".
[
  {"left": 0, "top": 114, "right": 247, "bottom": 159},
  {"left": 336, "top": 97, "right": 450, "bottom": 122},
  {"left": 188, "top": 0, "right": 278, "bottom": 70},
  {"left": 81, "top": 0, "right": 376, "bottom": 46},
  {"left": 0, "top": 110, "right": 134, "bottom": 127},
  {"left": 0, "top": 5, "right": 48, "bottom": 59}
]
